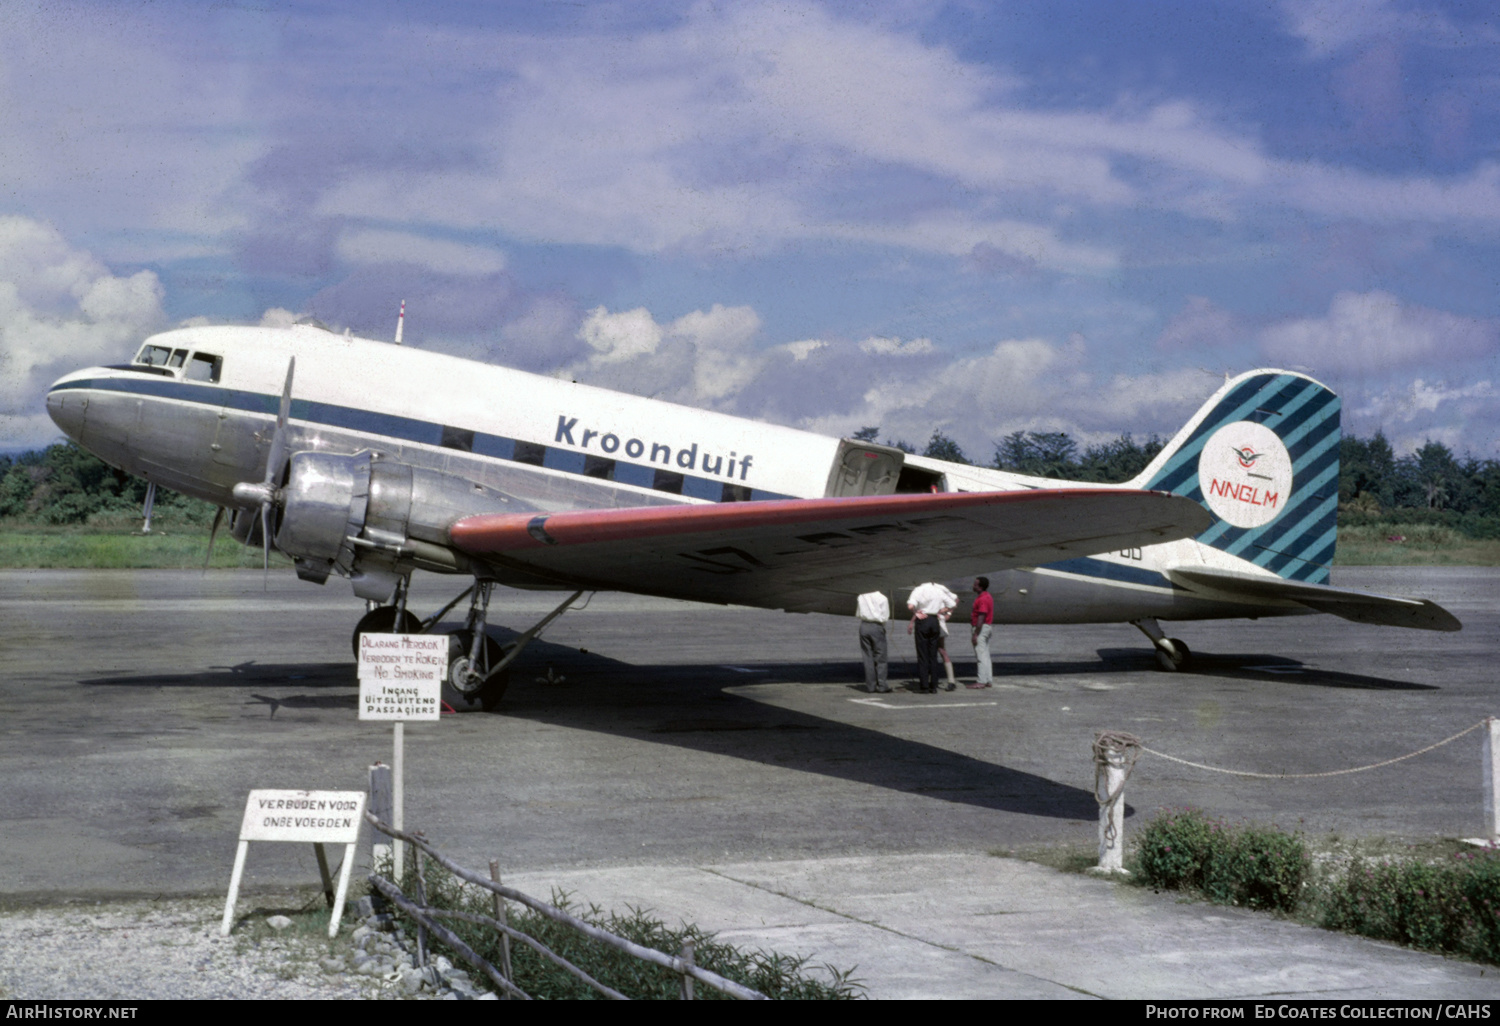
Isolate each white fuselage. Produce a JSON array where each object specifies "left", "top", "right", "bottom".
[{"left": 46, "top": 323, "right": 1302, "bottom": 625}]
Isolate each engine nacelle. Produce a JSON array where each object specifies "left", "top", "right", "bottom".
[{"left": 272, "top": 451, "right": 512, "bottom": 592}]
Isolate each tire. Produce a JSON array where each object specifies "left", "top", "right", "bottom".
[
  {"left": 1154, "top": 638, "right": 1192, "bottom": 672},
  {"left": 351, "top": 606, "right": 422, "bottom": 659},
  {"left": 443, "top": 629, "right": 511, "bottom": 712}
]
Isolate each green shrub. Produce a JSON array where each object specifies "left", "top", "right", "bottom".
[
  {"left": 1134, "top": 808, "right": 1218, "bottom": 891},
  {"left": 1319, "top": 851, "right": 1500, "bottom": 962},
  {"left": 1133, "top": 809, "right": 1308, "bottom": 913},
  {"left": 1203, "top": 825, "right": 1310, "bottom": 912}
]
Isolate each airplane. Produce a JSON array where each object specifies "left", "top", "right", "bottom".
[{"left": 44, "top": 320, "right": 1460, "bottom": 710}]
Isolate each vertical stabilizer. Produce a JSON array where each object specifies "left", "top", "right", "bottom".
[{"left": 1134, "top": 371, "right": 1341, "bottom": 583}]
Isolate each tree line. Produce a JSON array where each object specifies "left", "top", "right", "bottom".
[
  {"left": 870, "top": 426, "right": 1500, "bottom": 535},
  {"left": 4, "top": 431, "right": 1500, "bottom": 533}
]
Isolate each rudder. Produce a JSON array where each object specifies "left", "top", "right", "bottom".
[{"left": 1134, "top": 371, "right": 1341, "bottom": 584}]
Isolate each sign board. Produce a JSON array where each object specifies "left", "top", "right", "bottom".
[
  {"left": 223, "top": 789, "right": 367, "bottom": 938},
  {"left": 238, "top": 789, "right": 366, "bottom": 843},
  {"left": 358, "top": 632, "right": 445, "bottom": 721}
]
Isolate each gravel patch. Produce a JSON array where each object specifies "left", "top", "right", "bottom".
[{"left": 0, "top": 894, "right": 494, "bottom": 1000}]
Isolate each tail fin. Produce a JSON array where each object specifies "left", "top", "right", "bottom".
[{"left": 1133, "top": 370, "right": 1341, "bottom": 584}]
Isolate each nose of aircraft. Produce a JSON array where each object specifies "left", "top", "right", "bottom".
[{"left": 46, "top": 375, "right": 87, "bottom": 442}]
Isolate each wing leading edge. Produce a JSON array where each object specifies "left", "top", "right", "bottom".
[
  {"left": 449, "top": 489, "right": 1211, "bottom": 615},
  {"left": 1166, "top": 565, "right": 1462, "bottom": 632}
]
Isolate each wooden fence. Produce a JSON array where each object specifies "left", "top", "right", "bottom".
[{"left": 365, "top": 813, "right": 767, "bottom": 1001}]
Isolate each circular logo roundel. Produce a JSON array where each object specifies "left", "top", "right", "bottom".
[{"left": 1196, "top": 421, "right": 1294, "bottom": 530}]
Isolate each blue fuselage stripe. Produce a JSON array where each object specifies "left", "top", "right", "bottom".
[{"left": 49, "top": 377, "right": 796, "bottom": 502}]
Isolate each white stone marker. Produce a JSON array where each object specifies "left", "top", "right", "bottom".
[
  {"left": 221, "top": 789, "right": 366, "bottom": 937},
  {"left": 1096, "top": 746, "right": 1129, "bottom": 874}
]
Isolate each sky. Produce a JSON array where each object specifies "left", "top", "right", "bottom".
[{"left": 2, "top": 0, "right": 1498, "bottom": 462}]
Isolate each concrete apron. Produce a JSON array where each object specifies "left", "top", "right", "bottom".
[{"left": 505, "top": 854, "right": 1500, "bottom": 1000}]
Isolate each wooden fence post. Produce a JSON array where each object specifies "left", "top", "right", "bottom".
[
  {"left": 489, "top": 859, "right": 513, "bottom": 997},
  {"left": 680, "top": 941, "right": 695, "bottom": 1000},
  {"left": 368, "top": 763, "right": 393, "bottom": 873}
]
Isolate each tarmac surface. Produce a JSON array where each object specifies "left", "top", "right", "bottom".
[{"left": 1, "top": 565, "right": 1497, "bottom": 998}]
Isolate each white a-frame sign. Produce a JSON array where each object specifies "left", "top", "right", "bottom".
[{"left": 221, "top": 789, "right": 367, "bottom": 938}]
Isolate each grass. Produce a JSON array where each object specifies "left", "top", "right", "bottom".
[
  {"left": 0, "top": 525, "right": 291, "bottom": 569},
  {"left": 1335, "top": 522, "right": 1500, "bottom": 566}
]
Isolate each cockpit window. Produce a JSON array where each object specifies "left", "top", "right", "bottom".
[
  {"left": 185, "top": 352, "right": 222, "bottom": 383},
  {"left": 167, "top": 349, "right": 188, "bottom": 369},
  {"left": 136, "top": 344, "right": 173, "bottom": 367}
]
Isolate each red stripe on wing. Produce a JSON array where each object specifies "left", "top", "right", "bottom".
[{"left": 448, "top": 488, "right": 1136, "bottom": 555}]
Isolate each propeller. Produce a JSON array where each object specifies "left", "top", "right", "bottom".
[
  {"left": 231, "top": 357, "right": 295, "bottom": 586},
  {"left": 202, "top": 505, "right": 225, "bottom": 573}
]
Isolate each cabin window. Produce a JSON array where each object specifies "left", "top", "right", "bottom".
[
  {"left": 652, "top": 469, "right": 684, "bottom": 494},
  {"left": 721, "top": 484, "right": 752, "bottom": 502},
  {"left": 512, "top": 441, "right": 546, "bottom": 467},
  {"left": 136, "top": 344, "right": 173, "bottom": 367},
  {"left": 582, "top": 455, "right": 615, "bottom": 480},
  {"left": 185, "top": 352, "right": 222, "bottom": 383},
  {"left": 440, "top": 426, "right": 475, "bottom": 452}
]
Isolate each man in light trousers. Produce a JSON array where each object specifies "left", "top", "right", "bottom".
[{"left": 969, "top": 576, "right": 994, "bottom": 688}]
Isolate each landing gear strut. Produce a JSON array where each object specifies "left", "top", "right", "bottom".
[
  {"left": 444, "top": 581, "right": 510, "bottom": 713},
  {"left": 350, "top": 578, "right": 587, "bottom": 713},
  {"left": 1131, "top": 617, "right": 1192, "bottom": 672}
]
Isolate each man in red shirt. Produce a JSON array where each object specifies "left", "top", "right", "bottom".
[{"left": 968, "top": 577, "right": 994, "bottom": 689}]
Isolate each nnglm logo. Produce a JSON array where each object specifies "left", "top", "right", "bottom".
[{"left": 1197, "top": 422, "right": 1294, "bottom": 530}]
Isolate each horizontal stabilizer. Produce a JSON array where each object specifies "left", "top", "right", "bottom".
[
  {"left": 1166, "top": 565, "right": 1462, "bottom": 632},
  {"left": 451, "top": 489, "right": 1211, "bottom": 615}
]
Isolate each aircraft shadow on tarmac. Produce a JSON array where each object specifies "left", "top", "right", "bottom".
[
  {"left": 1083, "top": 648, "right": 1439, "bottom": 690},
  {"left": 73, "top": 632, "right": 1429, "bottom": 820},
  {"left": 485, "top": 634, "right": 1109, "bottom": 823}
]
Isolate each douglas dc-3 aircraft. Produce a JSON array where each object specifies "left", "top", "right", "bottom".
[{"left": 46, "top": 321, "right": 1460, "bottom": 710}]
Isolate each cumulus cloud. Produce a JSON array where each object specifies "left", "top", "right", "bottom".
[
  {"left": 569, "top": 304, "right": 764, "bottom": 403},
  {"left": 565, "top": 299, "right": 1227, "bottom": 463},
  {"left": 1258, "top": 290, "right": 1497, "bottom": 373},
  {"left": 337, "top": 229, "right": 506, "bottom": 277},
  {"left": 0, "top": 217, "right": 166, "bottom": 447}
]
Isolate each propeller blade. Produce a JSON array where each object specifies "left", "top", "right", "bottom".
[
  {"left": 263, "top": 356, "right": 295, "bottom": 487},
  {"left": 203, "top": 506, "right": 225, "bottom": 573},
  {"left": 261, "top": 503, "right": 272, "bottom": 590}
]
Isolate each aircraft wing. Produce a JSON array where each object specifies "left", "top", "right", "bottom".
[
  {"left": 1166, "top": 565, "right": 1462, "bottom": 632},
  {"left": 449, "top": 489, "right": 1211, "bottom": 615}
]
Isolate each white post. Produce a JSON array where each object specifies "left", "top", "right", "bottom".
[
  {"left": 393, "top": 721, "right": 405, "bottom": 879},
  {"left": 1485, "top": 718, "right": 1500, "bottom": 844},
  {"left": 1097, "top": 747, "right": 1127, "bottom": 873},
  {"left": 329, "top": 842, "right": 357, "bottom": 938},
  {"left": 220, "top": 840, "right": 249, "bottom": 936}
]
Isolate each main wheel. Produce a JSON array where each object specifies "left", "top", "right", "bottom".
[
  {"left": 443, "top": 629, "right": 511, "bottom": 712},
  {"left": 1154, "top": 638, "right": 1192, "bottom": 672},
  {"left": 351, "top": 605, "right": 422, "bottom": 658}
]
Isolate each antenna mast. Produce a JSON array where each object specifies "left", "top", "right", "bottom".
[{"left": 394, "top": 300, "right": 406, "bottom": 345}]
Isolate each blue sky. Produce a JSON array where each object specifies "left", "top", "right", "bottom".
[{"left": 3, "top": 0, "right": 1499, "bottom": 462}]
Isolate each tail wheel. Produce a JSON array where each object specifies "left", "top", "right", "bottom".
[
  {"left": 1154, "top": 638, "right": 1192, "bottom": 672},
  {"left": 444, "top": 629, "right": 511, "bottom": 712},
  {"left": 351, "top": 605, "right": 422, "bottom": 658}
]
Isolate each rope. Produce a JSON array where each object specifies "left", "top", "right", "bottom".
[
  {"left": 1093, "top": 731, "right": 1142, "bottom": 844},
  {"left": 1139, "top": 718, "right": 1491, "bottom": 780}
]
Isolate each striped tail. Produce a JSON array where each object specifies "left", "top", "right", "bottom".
[{"left": 1134, "top": 370, "right": 1341, "bottom": 584}]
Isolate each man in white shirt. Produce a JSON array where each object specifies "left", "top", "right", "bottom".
[
  {"left": 856, "top": 591, "right": 891, "bottom": 693},
  {"left": 906, "top": 582, "right": 957, "bottom": 693}
]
